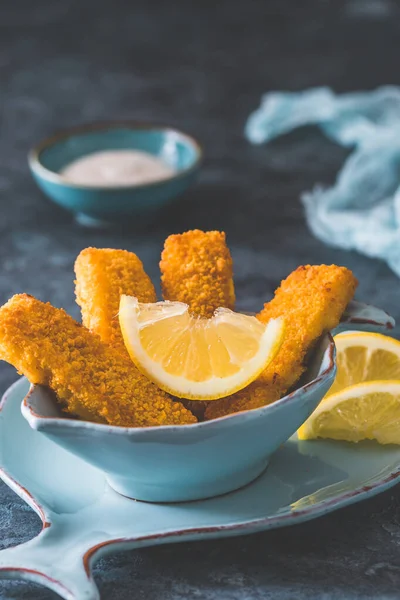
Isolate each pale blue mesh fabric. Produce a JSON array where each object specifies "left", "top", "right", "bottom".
[{"left": 245, "top": 87, "right": 400, "bottom": 275}]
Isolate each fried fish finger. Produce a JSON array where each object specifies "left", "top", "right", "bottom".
[
  {"left": 75, "top": 247, "right": 156, "bottom": 351},
  {"left": 205, "top": 265, "right": 357, "bottom": 420},
  {"left": 160, "top": 230, "right": 235, "bottom": 318},
  {"left": 0, "top": 294, "right": 196, "bottom": 427},
  {"left": 74, "top": 247, "right": 197, "bottom": 423}
]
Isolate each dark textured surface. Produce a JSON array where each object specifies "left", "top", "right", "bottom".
[{"left": 2, "top": 0, "right": 400, "bottom": 597}]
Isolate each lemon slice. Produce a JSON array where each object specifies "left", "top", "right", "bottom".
[
  {"left": 328, "top": 332, "right": 400, "bottom": 397},
  {"left": 298, "top": 380, "right": 400, "bottom": 445},
  {"left": 119, "top": 295, "right": 284, "bottom": 400}
]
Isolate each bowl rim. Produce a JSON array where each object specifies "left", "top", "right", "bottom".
[
  {"left": 28, "top": 120, "right": 203, "bottom": 191},
  {"left": 22, "top": 332, "right": 336, "bottom": 437}
]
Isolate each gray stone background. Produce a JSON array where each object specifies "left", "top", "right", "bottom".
[{"left": 2, "top": 0, "right": 400, "bottom": 597}]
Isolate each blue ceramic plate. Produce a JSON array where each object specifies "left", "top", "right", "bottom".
[
  {"left": 0, "top": 377, "right": 400, "bottom": 600},
  {"left": 29, "top": 122, "right": 202, "bottom": 226}
]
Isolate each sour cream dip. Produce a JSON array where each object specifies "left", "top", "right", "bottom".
[{"left": 60, "top": 150, "right": 175, "bottom": 187}]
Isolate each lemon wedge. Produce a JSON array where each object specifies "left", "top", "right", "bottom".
[
  {"left": 298, "top": 380, "right": 400, "bottom": 444},
  {"left": 119, "top": 295, "right": 284, "bottom": 400},
  {"left": 328, "top": 332, "right": 400, "bottom": 397}
]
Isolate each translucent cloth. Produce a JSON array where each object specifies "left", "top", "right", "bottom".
[{"left": 245, "top": 87, "right": 400, "bottom": 275}]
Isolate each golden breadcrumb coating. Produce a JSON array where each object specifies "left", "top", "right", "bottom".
[
  {"left": 205, "top": 265, "right": 357, "bottom": 420},
  {"left": 0, "top": 294, "right": 196, "bottom": 427},
  {"left": 75, "top": 247, "right": 196, "bottom": 423},
  {"left": 75, "top": 248, "right": 156, "bottom": 352},
  {"left": 160, "top": 230, "right": 235, "bottom": 318}
]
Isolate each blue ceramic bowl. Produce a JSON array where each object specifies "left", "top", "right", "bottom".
[
  {"left": 28, "top": 122, "right": 202, "bottom": 226},
  {"left": 21, "top": 302, "right": 395, "bottom": 504},
  {"left": 22, "top": 333, "right": 335, "bottom": 503}
]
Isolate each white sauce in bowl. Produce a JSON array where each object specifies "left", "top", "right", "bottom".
[{"left": 60, "top": 150, "right": 175, "bottom": 187}]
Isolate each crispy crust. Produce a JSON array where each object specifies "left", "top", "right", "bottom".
[
  {"left": 75, "top": 247, "right": 197, "bottom": 424},
  {"left": 160, "top": 230, "right": 235, "bottom": 318},
  {"left": 0, "top": 294, "right": 196, "bottom": 427},
  {"left": 75, "top": 247, "right": 157, "bottom": 351},
  {"left": 205, "top": 265, "right": 358, "bottom": 420}
]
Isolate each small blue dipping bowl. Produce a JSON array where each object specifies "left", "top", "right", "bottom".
[{"left": 28, "top": 122, "right": 202, "bottom": 226}]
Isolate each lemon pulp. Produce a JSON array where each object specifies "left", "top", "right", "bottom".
[{"left": 119, "top": 295, "right": 285, "bottom": 400}]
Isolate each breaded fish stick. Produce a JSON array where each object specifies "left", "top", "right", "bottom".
[
  {"left": 75, "top": 248, "right": 156, "bottom": 351},
  {"left": 0, "top": 294, "right": 196, "bottom": 427},
  {"left": 160, "top": 230, "right": 235, "bottom": 318},
  {"left": 74, "top": 248, "right": 197, "bottom": 423},
  {"left": 205, "top": 265, "right": 357, "bottom": 420}
]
